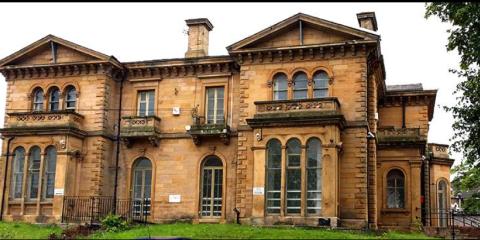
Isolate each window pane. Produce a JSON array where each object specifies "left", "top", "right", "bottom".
[
  {"left": 34, "top": 89, "right": 44, "bottom": 111},
  {"left": 286, "top": 169, "right": 301, "bottom": 214},
  {"left": 11, "top": 147, "right": 25, "bottom": 199},
  {"left": 307, "top": 138, "right": 322, "bottom": 215},
  {"left": 293, "top": 72, "right": 307, "bottom": 100},
  {"left": 266, "top": 139, "right": 282, "bottom": 214},
  {"left": 273, "top": 74, "right": 288, "bottom": 101},
  {"left": 206, "top": 87, "right": 224, "bottom": 124},
  {"left": 28, "top": 147, "right": 41, "bottom": 199},
  {"left": 147, "top": 91, "right": 155, "bottom": 116},
  {"left": 386, "top": 170, "right": 405, "bottom": 208},
  {"left": 50, "top": 89, "right": 60, "bottom": 111},
  {"left": 287, "top": 139, "right": 301, "bottom": 167},
  {"left": 313, "top": 71, "right": 329, "bottom": 88},
  {"left": 44, "top": 147, "right": 57, "bottom": 199}
]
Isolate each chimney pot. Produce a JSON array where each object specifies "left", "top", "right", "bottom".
[
  {"left": 356, "top": 12, "right": 378, "bottom": 31},
  {"left": 185, "top": 18, "right": 213, "bottom": 58}
]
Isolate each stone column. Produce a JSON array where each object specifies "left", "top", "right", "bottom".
[
  {"left": 52, "top": 151, "right": 69, "bottom": 221},
  {"left": 410, "top": 160, "right": 422, "bottom": 228},
  {"left": 251, "top": 147, "right": 265, "bottom": 220}
]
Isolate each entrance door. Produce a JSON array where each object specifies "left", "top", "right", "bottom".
[
  {"left": 438, "top": 180, "right": 448, "bottom": 227},
  {"left": 200, "top": 156, "right": 223, "bottom": 218},
  {"left": 132, "top": 158, "right": 152, "bottom": 217}
]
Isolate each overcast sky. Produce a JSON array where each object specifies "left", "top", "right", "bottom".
[{"left": 0, "top": 3, "right": 463, "bottom": 166}]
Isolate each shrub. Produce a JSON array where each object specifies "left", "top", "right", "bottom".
[{"left": 101, "top": 214, "right": 129, "bottom": 232}]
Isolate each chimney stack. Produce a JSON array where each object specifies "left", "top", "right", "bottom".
[
  {"left": 356, "top": 12, "right": 378, "bottom": 31},
  {"left": 185, "top": 18, "right": 213, "bottom": 58}
]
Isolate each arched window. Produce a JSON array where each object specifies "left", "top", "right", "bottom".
[
  {"left": 286, "top": 138, "right": 301, "bottom": 214},
  {"left": 438, "top": 180, "right": 448, "bottom": 227},
  {"left": 65, "top": 86, "right": 77, "bottom": 110},
  {"left": 48, "top": 87, "right": 60, "bottom": 111},
  {"left": 386, "top": 169, "right": 405, "bottom": 208},
  {"left": 273, "top": 73, "right": 288, "bottom": 100},
  {"left": 11, "top": 147, "right": 25, "bottom": 199},
  {"left": 266, "top": 139, "right": 282, "bottom": 214},
  {"left": 313, "top": 71, "right": 329, "bottom": 98},
  {"left": 132, "top": 158, "right": 152, "bottom": 216},
  {"left": 27, "top": 146, "right": 41, "bottom": 200},
  {"left": 306, "top": 138, "right": 322, "bottom": 215},
  {"left": 32, "top": 88, "right": 44, "bottom": 111},
  {"left": 200, "top": 156, "right": 223, "bottom": 217},
  {"left": 292, "top": 72, "right": 308, "bottom": 100},
  {"left": 43, "top": 146, "right": 57, "bottom": 199}
]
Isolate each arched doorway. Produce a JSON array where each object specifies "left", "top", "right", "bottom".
[
  {"left": 438, "top": 180, "right": 448, "bottom": 227},
  {"left": 131, "top": 158, "right": 152, "bottom": 217},
  {"left": 200, "top": 155, "right": 223, "bottom": 218}
]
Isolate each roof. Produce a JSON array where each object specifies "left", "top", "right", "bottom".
[
  {"left": 0, "top": 34, "right": 122, "bottom": 69},
  {"left": 227, "top": 12, "right": 380, "bottom": 52},
  {"left": 386, "top": 83, "right": 423, "bottom": 92}
]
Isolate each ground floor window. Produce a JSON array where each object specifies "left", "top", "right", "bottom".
[
  {"left": 132, "top": 158, "right": 152, "bottom": 217},
  {"left": 265, "top": 137, "right": 323, "bottom": 216},
  {"left": 200, "top": 156, "right": 223, "bottom": 217}
]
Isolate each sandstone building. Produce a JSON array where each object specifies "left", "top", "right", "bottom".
[{"left": 0, "top": 12, "right": 454, "bottom": 230}]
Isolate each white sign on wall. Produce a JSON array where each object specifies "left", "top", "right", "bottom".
[
  {"left": 54, "top": 188, "right": 64, "bottom": 196},
  {"left": 169, "top": 194, "right": 181, "bottom": 203},
  {"left": 253, "top": 187, "right": 264, "bottom": 195}
]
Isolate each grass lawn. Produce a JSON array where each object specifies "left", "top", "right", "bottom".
[
  {"left": 89, "top": 223, "right": 437, "bottom": 239},
  {"left": 0, "top": 221, "right": 62, "bottom": 239}
]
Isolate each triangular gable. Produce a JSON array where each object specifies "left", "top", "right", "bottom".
[
  {"left": 227, "top": 13, "right": 379, "bottom": 52},
  {"left": 0, "top": 34, "right": 121, "bottom": 68}
]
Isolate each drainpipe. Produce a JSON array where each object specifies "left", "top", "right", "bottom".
[
  {"left": 1, "top": 136, "right": 15, "bottom": 221},
  {"left": 233, "top": 208, "right": 240, "bottom": 224},
  {"left": 113, "top": 71, "right": 125, "bottom": 213}
]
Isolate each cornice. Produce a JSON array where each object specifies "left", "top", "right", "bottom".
[
  {"left": 0, "top": 61, "right": 124, "bottom": 80},
  {"left": 229, "top": 41, "right": 376, "bottom": 65}
]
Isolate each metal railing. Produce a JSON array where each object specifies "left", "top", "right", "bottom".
[
  {"left": 424, "top": 209, "right": 480, "bottom": 228},
  {"left": 62, "top": 196, "right": 150, "bottom": 224}
]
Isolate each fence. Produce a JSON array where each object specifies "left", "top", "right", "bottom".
[
  {"left": 423, "top": 209, "right": 480, "bottom": 239},
  {"left": 61, "top": 196, "right": 151, "bottom": 224}
]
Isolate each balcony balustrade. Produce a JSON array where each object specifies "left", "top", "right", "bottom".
[{"left": 120, "top": 115, "right": 161, "bottom": 147}]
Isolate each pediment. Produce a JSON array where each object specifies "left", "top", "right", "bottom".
[
  {"left": 227, "top": 13, "right": 379, "bottom": 52},
  {"left": 0, "top": 34, "right": 119, "bottom": 67}
]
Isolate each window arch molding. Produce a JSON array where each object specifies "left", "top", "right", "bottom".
[
  {"left": 311, "top": 66, "right": 334, "bottom": 84},
  {"left": 27, "top": 85, "right": 45, "bottom": 99},
  {"left": 61, "top": 82, "right": 80, "bottom": 96},
  {"left": 384, "top": 167, "right": 407, "bottom": 209},
  {"left": 289, "top": 68, "right": 312, "bottom": 82}
]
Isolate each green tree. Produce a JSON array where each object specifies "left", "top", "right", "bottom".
[{"left": 425, "top": 3, "right": 480, "bottom": 213}]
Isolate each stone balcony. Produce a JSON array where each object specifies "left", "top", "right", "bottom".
[
  {"left": 120, "top": 115, "right": 161, "bottom": 147},
  {"left": 1, "top": 111, "right": 86, "bottom": 137},
  {"left": 246, "top": 98, "right": 345, "bottom": 128},
  {"left": 377, "top": 127, "right": 425, "bottom": 146},
  {"left": 187, "top": 116, "right": 231, "bottom": 146}
]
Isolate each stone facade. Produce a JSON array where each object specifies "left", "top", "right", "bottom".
[{"left": 0, "top": 12, "right": 453, "bottom": 230}]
